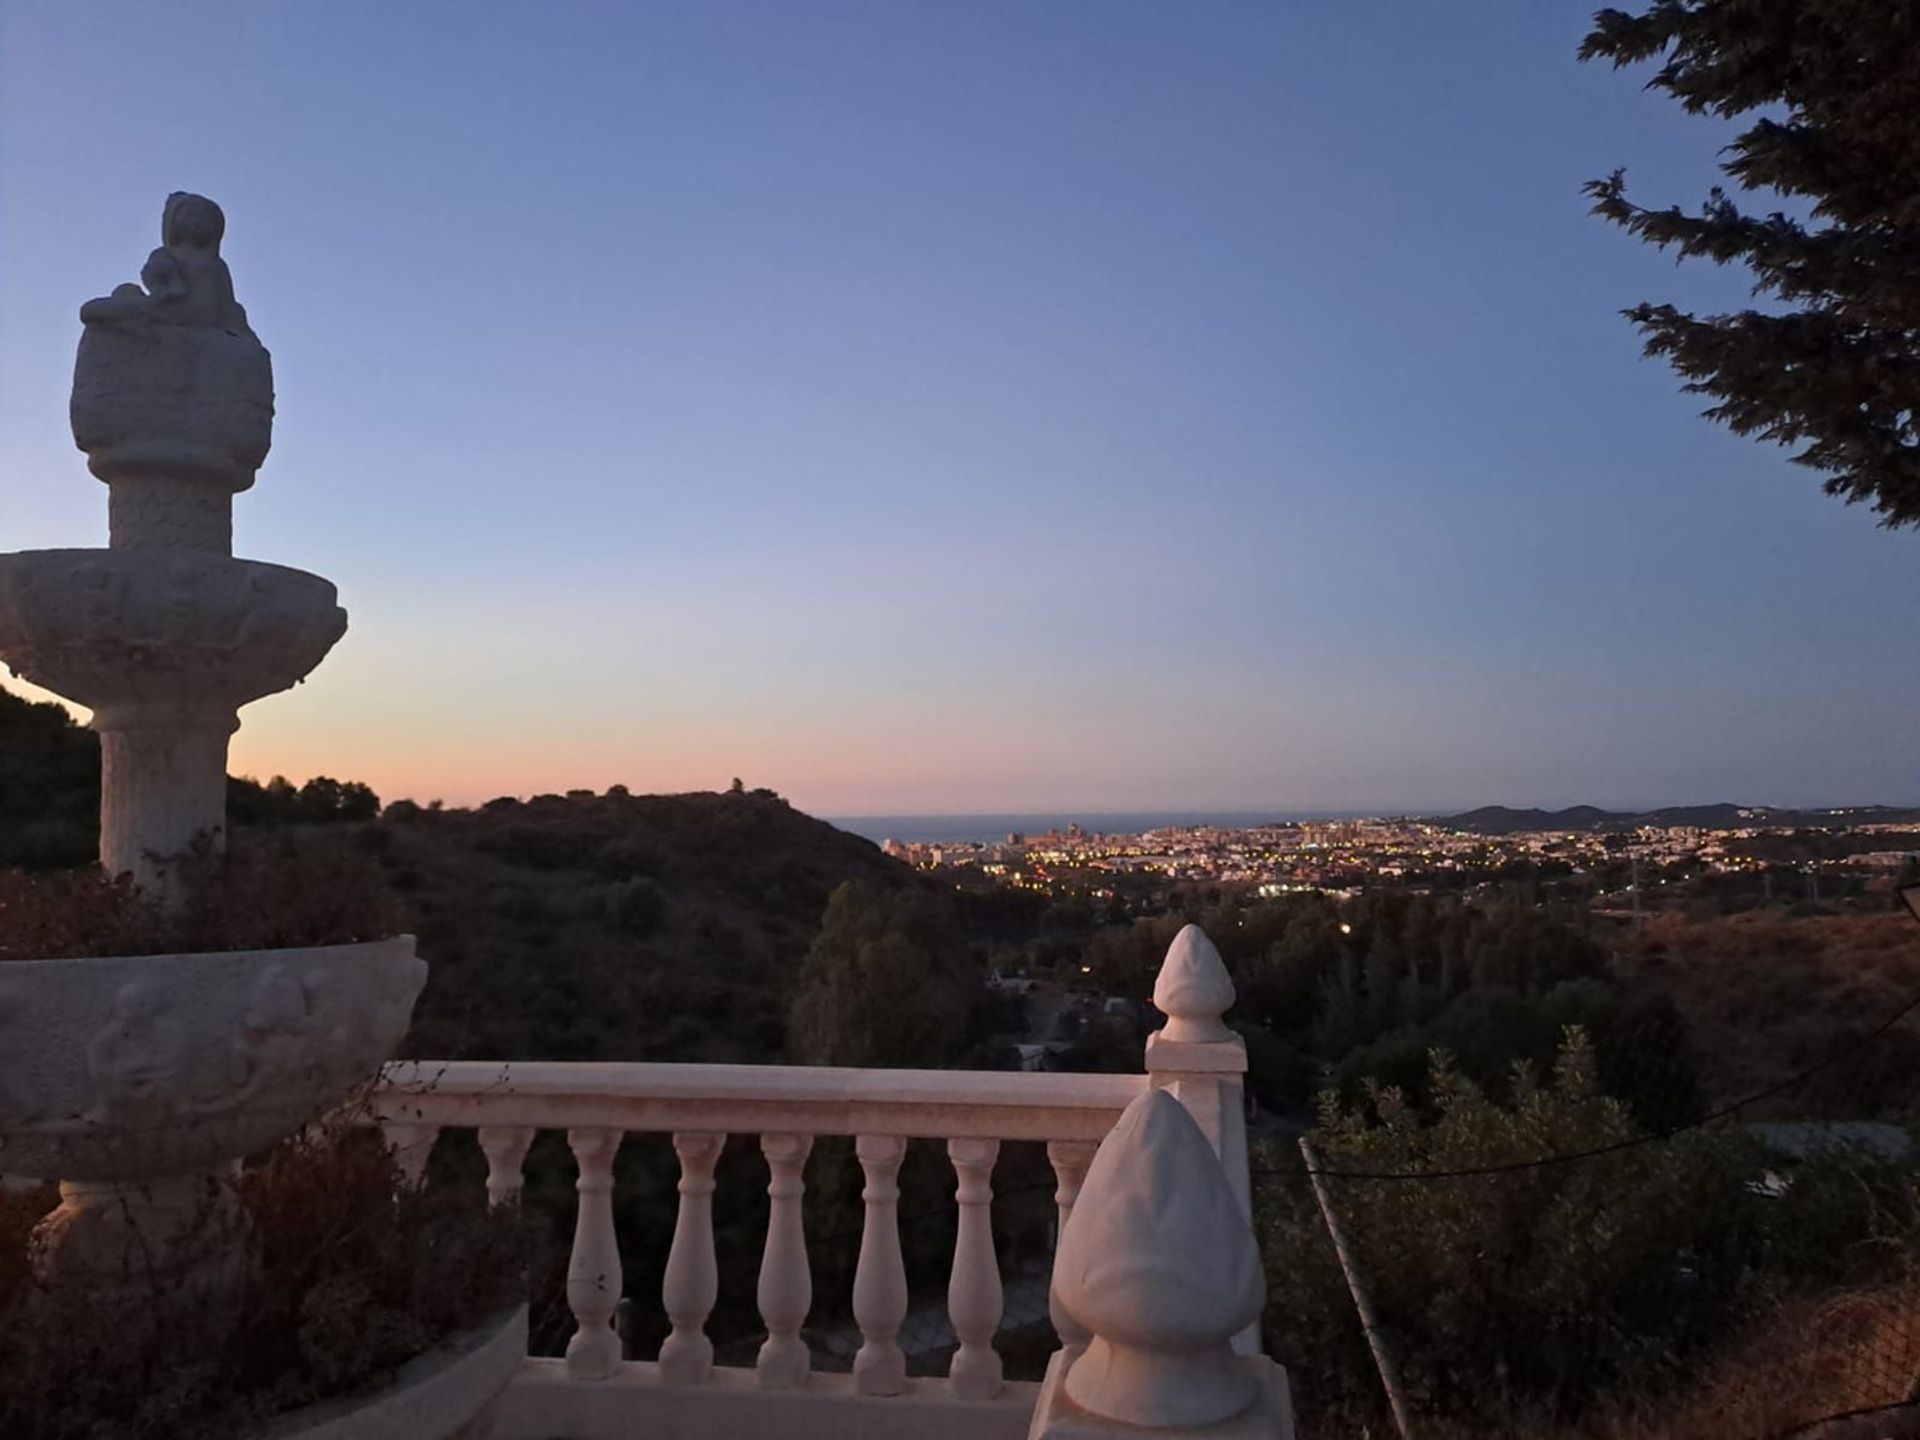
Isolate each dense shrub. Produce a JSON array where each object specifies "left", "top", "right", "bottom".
[
  {"left": 1260, "top": 1031, "right": 1920, "bottom": 1433},
  {"left": 603, "top": 877, "right": 668, "bottom": 935}
]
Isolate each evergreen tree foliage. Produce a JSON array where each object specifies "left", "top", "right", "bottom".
[
  {"left": 0, "top": 686, "right": 97, "bottom": 868},
  {"left": 0, "top": 683, "right": 378, "bottom": 863},
  {"left": 787, "top": 880, "right": 981, "bottom": 1069},
  {"left": 1582, "top": 2, "right": 1920, "bottom": 524}
]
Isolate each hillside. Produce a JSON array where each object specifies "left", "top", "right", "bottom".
[
  {"left": 0, "top": 683, "right": 922, "bottom": 1063},
  {"left": 1616, "top": 908, "right": 1920, "bottom": 1120},
  {"left": 376, "top": 787, "right": 912, "bottom": 1062}
]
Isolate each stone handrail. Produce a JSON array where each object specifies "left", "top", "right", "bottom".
[{"left": 373, "top": 1059, "right": 1148, "bottom": 1143}]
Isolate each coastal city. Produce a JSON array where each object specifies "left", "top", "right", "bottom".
[{"left": 880, "top": 805, "right": 1920, "bottom": 912}]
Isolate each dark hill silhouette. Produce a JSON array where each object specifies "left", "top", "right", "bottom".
[
  {"left": 379, "top": 786, "right": 913, "bottom": 1063},
  {"left": 1432, "top": 802, "right": 1920, "bottom": 834},
  {"left": 1435, "top": 805, "right": 1623, "bottom": 834}
]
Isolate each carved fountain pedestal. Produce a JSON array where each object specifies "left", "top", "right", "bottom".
[{"left": 0, "top": 194, "right": 425, "bottom": 1309}]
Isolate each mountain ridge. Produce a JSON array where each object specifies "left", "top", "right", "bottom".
[{"left": 1430, "top": 802, "right": 1920, "bottom": 835}]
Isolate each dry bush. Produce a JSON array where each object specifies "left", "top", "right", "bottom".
[
  {"left": 1293, "top": 1277, "right": 1920, "bottom": 1440},
  {"left": 0, "top": 830, "right": 404, "bottom": 961},
  {"left": 1626, "top": 1283, "right": 1920, "bottom": 1439},
  {"left": 1619, "top": 911, "right": 1920, "bottom": 1118},
  {"left": 0, "top": 1181, "right": 55, "bottom": 1317},
  {"left": 0, "top": 1111, "right": 523, "bottom": 1439},
  {"left": 1453, "top": 1285, "right": 1920, "bottom": 1440}
]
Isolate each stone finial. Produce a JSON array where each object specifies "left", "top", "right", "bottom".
[
  {"left": 72, "top": 192, "right": 275, "bottom": 551},
  {"left": 1152, "top": 924, "right": 1236, "bottom": 1043},
  {"left": 1052, "top": 1089, "right": 1266, "bottom": 1429}
]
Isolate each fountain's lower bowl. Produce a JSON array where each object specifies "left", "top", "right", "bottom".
[
  {"left": 0, "top": 937, "right": 424, "bottom": 1182},
  {"left": 0, "top": 548, "right": 345, "bottom": 715},
  {"left": 261, "top": 1306, "right": 527, "bottom": 1440}
]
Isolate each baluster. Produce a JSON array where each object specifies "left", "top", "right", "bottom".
[
  {"left": 478, "top": 1125, "right": 534, "bottom": 1207},
  {"left": 755, "top": 1132, "right": 814, "bottom": 1389},
  {"left": 659, "top": 1131, "right": 725, "bottom": 1385},
  {"left": 564, "top": 1127, "right": 624, "bottom": 1379},
  {"left": 947, "top": 1136, "right": 1003, "bottom": 1399},
  {"left": 852, "top": 1134, "right": 908, "bottom": 1396},
  {"left": 381, "top": 1121, "right": 439, "bottom": 1187},
  {"left": 1046, "top": 1139, "right": 1097, "bottom": 1354}
]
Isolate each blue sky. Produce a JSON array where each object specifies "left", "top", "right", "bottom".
[{"left": 3, "top": 2, "right": 1915, "bottom": 815}]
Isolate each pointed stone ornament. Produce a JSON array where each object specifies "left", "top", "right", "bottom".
[
  {"left": 1053, "top": 1088, "right": 1265, "bottom": 1429},
  {"left": 1152, "top": 924, "right": 1236, "bottom": 1043}
]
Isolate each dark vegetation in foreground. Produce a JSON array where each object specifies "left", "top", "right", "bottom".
[
  {"left": 1262, "top": 1037, "right": 1920, "bottom": 1439},
  {"left": 0, "top": 1116, "right": 521, "bottom": 1440}
]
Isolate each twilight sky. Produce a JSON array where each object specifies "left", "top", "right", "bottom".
[{"left": 3, "top": 3, "right": 1916, "bottom": 817}]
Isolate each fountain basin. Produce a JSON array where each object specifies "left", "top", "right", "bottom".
[
  {"left": 264, "top": 1306, "right": 528, "bottom": 1440},
  {"left": 0, "top": 937, "right": 424, "bottom": 1182},
  {"left": 0, "top": 547, "right": 345, "bottom": 714}
]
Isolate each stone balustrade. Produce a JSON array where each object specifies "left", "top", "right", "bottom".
[{"left": 369, "top": 925, "right": 1291, "bottom": 1440}]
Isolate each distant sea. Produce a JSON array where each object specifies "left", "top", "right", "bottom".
[{"left": 828, "top": 810, "right": 1368, "bottom": 845}]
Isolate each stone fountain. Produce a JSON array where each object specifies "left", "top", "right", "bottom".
[
  {"left": 7, "top": 192, "right": 345, "bottom": 895},
  {"left": 0, "top": 194, "right": 426, "bottom": 1304}
]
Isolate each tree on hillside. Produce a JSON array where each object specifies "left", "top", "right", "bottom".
[
  {"left": 788, "top": 881, "right": 980, "bottom": 1069},
  {"left": 228, "top": 774, "right": 381, "bottom": 826},
  {"left": 0, "top": 685, "right": 97, "bottom": 868},
  {"left": 1582, "top": 2, "right": 1920, "bottom": 524}
]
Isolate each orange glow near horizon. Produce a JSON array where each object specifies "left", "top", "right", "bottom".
[{"left": 5, "top": 669, "right": 1239, "bottom": 818}]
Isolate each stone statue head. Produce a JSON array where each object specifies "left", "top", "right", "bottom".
[{"left": 161, "top": 192, "right": 225, "bottom": 254}]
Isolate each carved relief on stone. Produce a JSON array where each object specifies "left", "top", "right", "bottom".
[
  {"left": 86, "top": 977, "right": 189, "bottom": 1120},
  {"left": 232, "top": 960, "right": 322, "bottom": 1094},
  {"left": 2, "top": 939, "right": 424, "bottom": 1183}
]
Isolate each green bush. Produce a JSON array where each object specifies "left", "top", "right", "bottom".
[
  {"left": 1327, "top": 983, "right": 1702, "bottom": 1134},
  {"left": 787, "top": 880, "right": 983, "bottom": 1069},
  {"left": 1262, "top": 1030, "right": 1764, "bottom": 1425}
]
